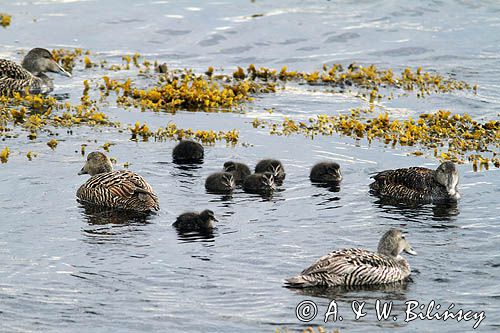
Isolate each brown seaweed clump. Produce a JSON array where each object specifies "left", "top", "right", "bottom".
[
  {"left": 254, "top": 110, "right": 500, "bottom": 170},
  {"left": 129, "top": 121, "right": 239, "bottom": 144},
  {"left": 0, "top": 13, "right": 11, "bottom": 27}
]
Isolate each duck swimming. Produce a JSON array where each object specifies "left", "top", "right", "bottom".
[
  {"left": 0, "top": 48, "right": 71, "bottom": 96},
  {"left": 76, "top": 152, "right": 159, "bottom": 212},
  {"left": 223, "top": 161, "right": 251, "bottom": 185},
  {"left": 255, "top": 159, "right": 285, "bottom": 184},
  {"left": 173, "top": 210, "right": 217, "bottom": 231},
  {"left": 310, "top": 162, "right": 342, "bottom": 183},
  {"left": 172, "top": 140, "right": 204, "bottom": 164},
  {"left": 205, "top": 172, "right": 235, "bottom": 193},
  {"left": 285, "top": 229, "right": 416, "bottom": 288},
  {"left": 369, "top": 161, "right": 460, "bottom": 203},
  {"left": 243, "top": 172, "right": 275, "bottom": 194}
]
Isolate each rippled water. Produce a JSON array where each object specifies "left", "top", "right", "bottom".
[{"left": 1, "top": 0, "right": 500, "bottom": 332}]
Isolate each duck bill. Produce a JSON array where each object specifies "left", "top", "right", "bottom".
[
  {"left": 404, "top": 244, "right": 417, "bottom": 256},
  {"left": 52, "top": 60, "right": 72, "bottom": 77},
  {"left": 77, "top": 167, "right": 87, "bottom": 175}
]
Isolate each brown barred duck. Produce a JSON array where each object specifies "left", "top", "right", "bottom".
[
  {"left": 223, "top": 161, "right": 251, "bottom": 185},
  {"left": 0, "top": 48, "right": 71, "bottom": 96},
  {"left": 172, "top": 140, "right": 204, "bottom": 164},
  {"left": 243, "top": 172, "right": 275, "bottom": 194},
  {"left": 369, "top": 162, "right": 459, "bottom": 203},
  {"left": 285, "top": 229, "right": 416, "bottom": 288},
  {"left": 173, "top": 210, "right": 217, "bottom": 231},
  {"left": 310, "top": 162, "right": 342, "bottom": 183},
  {"left": 255, "top": 159, "right": 285, "bottom": 184},
  {"left": 76, "top": 152, "right": 159, "bottom": 212},
  {"left": 205, "top": 172, "right": 235, "bottom": 193}
]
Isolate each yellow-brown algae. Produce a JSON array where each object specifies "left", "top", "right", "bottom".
[
  {"left": 0, "top": 13, "right": 11, "bottom": 27},
  {"left": 47, "top": 139, "right": 58, "bottom": 150},
  {"left": 0, "top": 146, "right": 9, "bottom": 163},
  {"left": 255, "top": 109, "right": 499, "bottom": 169}
]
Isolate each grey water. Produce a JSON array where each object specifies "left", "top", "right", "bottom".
[{"left": 1, "top": 0, "right": 499, "bottom": 332}]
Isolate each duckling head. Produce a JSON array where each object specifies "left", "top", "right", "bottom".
[
  {"left": 435, "top": 162, "right": 460, "bottom": 198},
  {"left": 22, "top": 48, "right": 71, "bottom": 77},
  {"left": 78, "top": 151, "right": 113, "bottom": 176},
  {"left": 262, "top": 172, "right": 276, "bottom": 190},
  {"left": 324, "top": 162, "right": 342, "bottom": 182},
  {"left": 223, "top": 161, "right": 237, "bottom": 172},
  {"left": 269, "top": 161, "right": 283, "bottom": 178},
  {"left": 222, "top": 173, "right": 236, "bottom": 189},
  {"left": 200, "top": 209, "right": 218, "bottom": 227},
  {"left": 377, "top": 229, "right": 417, "bottom": 258}
]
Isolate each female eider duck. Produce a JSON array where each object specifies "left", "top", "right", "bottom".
[
  {"left": 77, "top": 152, "right": 159, "bottom": 212},
  {"left": 369, "top": 161, "right": 460, "bottom": 203},
  {"left": 173, "top": 210, "right": 218, "bottom": 231},
  {"left": 0, "top": 48, "right": 71, "bottom": 95},
  {"left": 285, "top": 229, "right": 416, "bottom": 288}
]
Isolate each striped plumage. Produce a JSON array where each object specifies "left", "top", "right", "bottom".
[
  {"left": 369, "top": 162, "right": 460, "bottom": 203},
  {"left": 255, "top": 159, "right": 285, "bottom": 184},
  {"left": 285, "top": 229, "right": 416, "bottom": 288},
  {"left": 0, "top": 48, "right": 71, "bottom": 96},
  {"left": 76, "top": 152, "right": 159, "bottom": 212}
]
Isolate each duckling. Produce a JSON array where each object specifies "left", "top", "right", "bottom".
[
  {"left": 223, "top": 161, "right": 251, "bottom": 184},
  {"left": 310, "top": 162, "right": 342, "bottom": 183},
  {"left": 205, "top": 172, "right": 235, "bottom": 193},
  {"left": 369, "top": 161, "right": 460, "bottom": 203},
  {"left": 0, "top": 48, "right": 71, "bottom": 95},
  {"left": 243, "top": 172, "right": 275, "bottom": 194},
  {"left": 255, "top": 159, "right": 285, "bottom": 184},
  {"left": 285, "top": 229, "right": 416, "bottom": 288},
  {"left": 77, "top": 152, "right": 159, "bottom": 212},
  {"left": 172, "top": 140, "right": 204, "bottom": 164},
  {"left": 173, "top": 210, "right": 217, "bottom": 231}
]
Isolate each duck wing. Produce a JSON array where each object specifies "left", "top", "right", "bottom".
[
  {"left": 286, "top": 248, "right": 408, "bottom": 287},
  {"left": 77, "top": 170, "right": 159, "bottom": 212},
  {"left": 370, "top": 166, "right": 435, "bottom": 193},
  {"left": 0, "top": 59, "right": 33, "bottom": 80}
]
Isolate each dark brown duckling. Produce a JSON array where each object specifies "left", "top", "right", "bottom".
[
  {"left": 172, "top": 140, "right": 204, "bottom": 164},
  {"left": 243, "top": 172, "right": 275, "bottom": 194},
  {"left": 173, "top": 209, "right": 217, "bottom": 231},
  {"left": 255, "top": 159, "right": 285, "bottom": 184},
  {"left": 310, "top": 162, "right": 342, "bottom": 183},
  {"left": 205, "top": 172, "right": 235, "bottom": 193},
  {"left": 223, "top": 161, "right": 251, "bottom": 185}
]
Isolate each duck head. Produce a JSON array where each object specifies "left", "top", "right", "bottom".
[
  {"left": 22, "top": 48, "right": 71, "bottom": 77},
  {"left": 78, "top": 151, "right": 113, "bottom": 176},
  {"left": 435, "top": 162, "right": 460, "bottom": 199},
  {"left": 200, "top": 209, "right": 218, "bottom": 228},
  {"left": 377, "top": 229, "right": 417, "bottom": 258}
]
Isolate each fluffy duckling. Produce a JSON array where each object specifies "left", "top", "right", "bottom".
[
  {"left": 310, "top": 162, "right": 342, "bottom": 183},
  {"left": 172, "top": 140, "right": 204, "bottom": 163},
  {"left": 205, "top": 172, "right": 235, "bottom": 193},
  {"left": 369, "top": 161, "right": 460, "bottom": 203},
  {"left": 0, "top": 48, "right": 71, "bottom": 95},
  {"left": 77, "top": 152, "right": 159, "bottom": 212},
  {"left": 255, "top": 159, "right": 285, "bottom": 184},
  {"left": 285, "top": 229, "right": 416, "bottom": 288},
  {"left": 173, "top": 210, "right": 217, "bottom": 231},
  {"left": 223, "top": 161, "right": 251, "bottom": 185},
  {"left": 243, "top": 172, "right": 275, "bottom": 194}
]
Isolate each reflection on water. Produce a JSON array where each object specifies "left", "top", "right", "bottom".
[
  {"left": 79, "top": 203, "right": 153, "bottom": 225},
  {"left": 373, "top": 198, "right": 460, "bottom": 224},
  {"left": 174, "top": 228, "right": 216, "bottom": 243},
  {"left": 288, "top": 279, "right": 411, "bottom": 301}
]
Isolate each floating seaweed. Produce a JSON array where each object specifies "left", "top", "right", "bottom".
[
  {"left": 254, "top": 109, "right": 500, "bottom": 170},
  {"left": 0, "top": 13, "right": 11, "bottom": 27}
]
